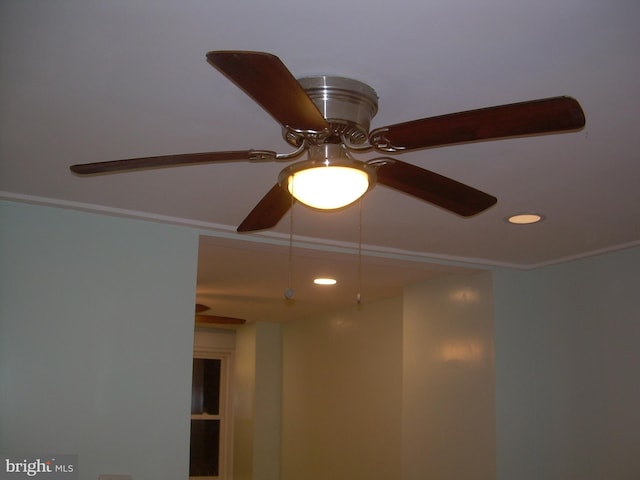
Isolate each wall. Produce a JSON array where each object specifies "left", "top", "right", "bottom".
[
  {"left": 233, "top": 323, "right": 257, "bottom": 480},
  {"left": 281, "top": 296, "right": 404, "bottom": 480},
  {"left": 493, "top": 246, "right": 640, "bottom": 480},
  {"left": 233, "top": 322, "right": 282, "bottom": 480},
  {"left": 252, "top": 322, "right": 282, "bottom": 480},
  {"left": 0, "top": 201, "right": 199, "bottom": 479},
  {"left": 5, "top": 200, "right": 637, "bottom": 479},
  {"left": 280, "top": 273, "right": 496, "bottom": 480},
  {"left": 402, "top": 271, "right": 496, "bottom": 480}
]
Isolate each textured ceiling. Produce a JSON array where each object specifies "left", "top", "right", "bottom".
[{"left": 2, "top": 0, "right": 639, "bottom": 322}]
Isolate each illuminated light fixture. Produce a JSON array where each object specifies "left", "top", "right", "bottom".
[
  {"left": 279, "top": 143, "right": 376, "bottom": 210},
  {"left": 507, "top": 213, "right": 545, "bottom": 225},
  {"left": 314, "top": 278, "right": 337, "bottom": 285}
]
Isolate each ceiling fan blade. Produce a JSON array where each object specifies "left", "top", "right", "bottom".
[
  {"left": 195, "top": 303, "right": 211, "bottom": 313},
  {"left": 373, "top": 159, "right": 497, "bottom": 216},
  {"left": 370, "top": 96, "right": 585, "bottom": 152},
  {"left": 196, "top": 314, "right": 246, "bottom": 326},
  {"left": 237, "top": 183, "right": 293, "bottom": 232},
  {"left": 69, "top": 150, "right": 269, "bottom": 175},
  {"left": 206, "top": 50, "right": 329, "bottom": 133}
]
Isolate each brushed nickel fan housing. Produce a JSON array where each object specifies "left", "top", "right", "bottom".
[{"left": 283, "top": 75, "right": 379, "bottom": 147}]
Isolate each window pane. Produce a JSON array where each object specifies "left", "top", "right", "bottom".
[
  {"left": 191, "top": 358, "right": 221, "bottom": 414},
  {"left": 190, "top": 419, "right": 220, "bottom": 477}
]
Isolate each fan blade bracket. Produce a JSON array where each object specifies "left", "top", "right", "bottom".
[
  {"left": 248, "top": 150, "right": 278, "bottom": 162},
  {"left": 248, "top": 142, "right": 308, "bottom": 163},
  {"left": 369, "top": 128, "right": 407, "bottom": 153},
  {"left": 367, "top": 157, "right": 395, "bottom": 168},
  {"left": 284, "top": 125, "right": 331, "bottom": 137}
]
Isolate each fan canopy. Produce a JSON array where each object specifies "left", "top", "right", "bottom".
[{"left": 283, "top": 76, "right": 379, "bottom": 148}]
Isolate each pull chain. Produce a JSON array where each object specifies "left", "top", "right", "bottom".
[
  {"left": 284, "top": 183, "right": 295, "bottom": 300},
  {"left": 357, "top": 198, "right": 363, "bottom": 305}
]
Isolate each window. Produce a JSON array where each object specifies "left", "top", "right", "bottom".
[{"left": 190, "top": 348, "right": 233, "bottom": 480}]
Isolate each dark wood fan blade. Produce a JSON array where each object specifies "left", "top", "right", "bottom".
[
  {"left": 373, "top": 159, "right": 497, "bottom": 216},
  {"left": 69, "top": 150, "right": 265, "bottom": 175},
  {"left": 237, "top": 183, "right": 293, "bottom": 232},
  {"left": 196, "top": 314, "right": 246, "bottom": 326},
  {"left": 195, "top": 304, "right": 211, "bottom": 313},
  {"left": 206, "top": 50, "right": 329, "bottom": 133},
  {"left": 370, "top": 96, "right": 585, "bottom": 152}
]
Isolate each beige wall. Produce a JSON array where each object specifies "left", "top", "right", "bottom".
[
  {"left": 403, "top": 271, "right": 496, "bottom": 480},
  {"left": 233, "top": 322, "right": 282, "bottom": 480},
  {"left": 253, "top": 322, "right": 283, "bottom": 480},
  {"left": 281, "top": 296, "right": 404, "bottom": 480},
  {"left": 279, "top": 271, "right": 495, "bottom": 480},
  {"left": 233, "top": 323, "right": 256, "bottom": 480}
]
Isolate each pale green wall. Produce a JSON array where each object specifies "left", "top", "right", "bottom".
[
  {"left": 0, "top": 201, "right": 199, "bottom": 479},
  {"left": 493, "top": 246, "right": 640, "bottom": 479}
]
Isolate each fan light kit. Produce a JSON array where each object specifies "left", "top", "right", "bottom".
[
  {"left": 280, "top": 144, "right": 375, "bottom": 209},
  {"left": 287, "top": 164, "right": 368, "bottom": 209},
  {"left": 69, "top": 50, "right": 586, "bottom": 232}
]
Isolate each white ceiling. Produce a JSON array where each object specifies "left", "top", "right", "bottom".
[{"left": 2, "top": 0, "right": 639, "bottom": 323}]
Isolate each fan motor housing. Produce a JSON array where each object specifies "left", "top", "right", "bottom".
[{"left": 283, "top": 75, "right": 379, "bottom": 147}]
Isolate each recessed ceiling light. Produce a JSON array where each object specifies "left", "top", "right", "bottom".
[
  {"left": 314, "top": 278, "right": 337, "bottom": 285},
  {"left": 506, "top": 213, "right": 545, "bottom": 225}
]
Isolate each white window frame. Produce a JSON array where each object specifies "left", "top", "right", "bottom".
[{"left": 191, "top": 344, "right": 234, "bottom": 480}]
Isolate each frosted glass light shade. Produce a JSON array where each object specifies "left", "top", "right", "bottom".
[
  {"left": 278, "top": 144, "right": 376, "bottom": 210},
  {"left": 287, "top": 165, "right": 370, "bottom": 209}
]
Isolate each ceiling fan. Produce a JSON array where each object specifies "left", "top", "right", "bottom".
[
  {"left": 70, "top": 50, "right": 585, "bottom": 232},
  {"left": 195, "top": 303, "right": 245, "bottom": 327}
]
